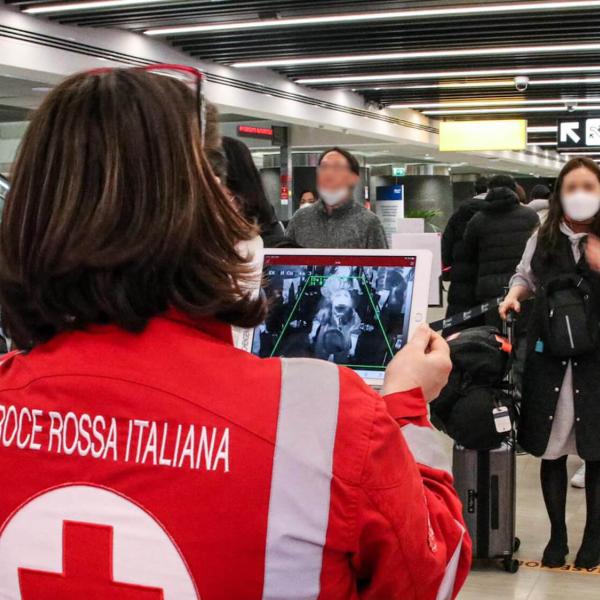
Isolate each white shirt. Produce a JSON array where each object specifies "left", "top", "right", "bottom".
[{"left": 510, "top": 221, "right": 587, "bottom": 292}]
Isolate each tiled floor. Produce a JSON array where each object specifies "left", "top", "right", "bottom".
[{"left": 455, "top": 450, "right": 598, "bottom": 599}]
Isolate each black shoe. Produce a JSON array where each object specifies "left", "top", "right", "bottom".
[
  {"left": 575, "top": 540, "right": 600, "bottom": 569},
  {"left": 542, "top": 540, "right": 569, "bottom": 568}
]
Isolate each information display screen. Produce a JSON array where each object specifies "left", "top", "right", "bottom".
[{"left": 251, "top": 255, "right": 416, "bottom": 381}]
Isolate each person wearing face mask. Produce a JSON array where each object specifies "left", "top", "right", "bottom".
[
  {"left": 298, "top": 189, "right": 317, "bottom": 209},
  {"left": 0, "top": 68, "right": 471, "bottom": 600},
  {"left": 500, "top": 157, "right": 600, "bottom": 569},
  {"left": 286, "top": 147, "right": 388, "bottom": 249}
]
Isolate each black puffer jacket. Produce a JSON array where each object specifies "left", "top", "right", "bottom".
[
  {"left": 463, "top": 186, "right": 538, "bottom": 303},
  {"left": 442, "top": 195, "right": 488, "bottom": 316}
]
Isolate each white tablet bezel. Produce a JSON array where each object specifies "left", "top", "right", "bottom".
[
  {"left": 234, "top": 248, "right": 433, "bottom": 388},
  {"left": 391, "top": 233, "right": 443, "bottom": 307}
]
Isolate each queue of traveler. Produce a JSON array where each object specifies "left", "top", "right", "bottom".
[{"left": 0, "top": 67, "right": 469, "bottom": 600}]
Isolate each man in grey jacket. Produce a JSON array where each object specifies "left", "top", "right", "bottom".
[{"left": 286, "top": 147, "right": 388, "bottom": 249}]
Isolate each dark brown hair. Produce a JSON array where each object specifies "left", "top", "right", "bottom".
[
  {"left": 318, "top": 146, "right": 360, "bottom": 176},
  {"left": 222, "top": 136, "right": 278, "bottom": 228},
  {"left": 538, "top": 156, "right": 600, "bottom": 252},
  {"left": 0, "top": 69, "right": 266, "bottom": 349}
]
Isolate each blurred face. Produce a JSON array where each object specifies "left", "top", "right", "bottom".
[
  {"left": 317, "top": 151, "right": 359, "bottom": 194},
  {"left": 300, "top": 191, "right": 316, "bottom": 206},
  {"left": 560, "top": 166, "right": 600, "bottom": 223},
  {"left": 562, "top": 166, "right": 600, "bottom": 198}
]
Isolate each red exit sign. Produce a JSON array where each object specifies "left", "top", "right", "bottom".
[{"left": 237, "top": 125, "right": 273, "bottom": 139}]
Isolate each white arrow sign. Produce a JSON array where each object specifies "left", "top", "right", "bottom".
[{"left": 560, "top": 121, "right": 581, "bottom": 144}]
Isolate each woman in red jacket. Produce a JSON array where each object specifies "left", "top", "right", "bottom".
[{"left": 0, "top": 67, "right": 470, "bottom": 600}]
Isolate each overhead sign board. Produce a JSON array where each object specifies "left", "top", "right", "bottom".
[
  {"left": 557, "top": 118, "right": 600, "bottom": 150},
  {"left": 392, "top": 166, "right": 406, "bottom": 177},
  {"left": 237, "top": 125, "right": 273, "bottom": 139},
  {"left": 439, "top": 119, "right": 527, "bottom": 152}
]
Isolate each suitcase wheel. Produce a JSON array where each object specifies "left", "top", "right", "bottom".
[
  {"left": 502, "top": 557, "right": 520, "bottom": 573},
  {"left": 514, "top": 537, "right": 521, "bottom": 553}
]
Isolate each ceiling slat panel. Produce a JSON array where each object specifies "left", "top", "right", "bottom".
[{"left": 12, "top": 0, "right": 600, "bottom": 121}]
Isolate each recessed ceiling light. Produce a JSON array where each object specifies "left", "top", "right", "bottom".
[
  {"left": 527, "top": 126, "right": 558, "bottom": 133},
  {"left": 352, "top": 76, "right": 600, "bottom": 92},
  {"left": 527, "top": 142, "right": 557, "bottom": 146},
  {"left": 232, "top": 42, "right": 600, "bottom": 69},
  {"left": 534, "top": 77, "right": 600, "bottom": 86},
  {"left": 143, "top": 1, "right": 600, "bottom": 36},
  {"left": 562, "top": 151, "right": 600, "bottom": 155},
  {"left": 24, "top": 0, "right": 167, "bottom": 14},
  {"left": 423, "top": 105, "right": 600, "bottom": 115},
  {"left": 296, "top": 65, "right": 600, "bottom": 85},
  {"left": 354, "top": 80, "right": 516, "bottom": 91},
  {"left": 390, "top": 98, "right": 600, "bottom": 109}
]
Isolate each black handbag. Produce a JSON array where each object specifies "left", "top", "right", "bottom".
[{"left": 540, "top": 274, "right": 599, "bottom": 358}]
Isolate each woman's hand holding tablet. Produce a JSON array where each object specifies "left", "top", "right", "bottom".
[{"left": 382, "top": 325, "right": 452, "bottom": 401}]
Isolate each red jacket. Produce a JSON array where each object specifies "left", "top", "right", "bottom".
[{"left": 0, "top": 311, "right": 471, "bottom": 599}]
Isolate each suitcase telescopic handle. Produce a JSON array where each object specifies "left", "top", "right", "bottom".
[{"left": 502, "top": 286, "right": 516, "bottom": 344}]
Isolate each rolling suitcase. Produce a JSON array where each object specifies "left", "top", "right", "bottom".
[
  {"left": 452, "top": 442, "right": 520, "bottom": 572},
  {"left": 451, "top": 313, "right": 520, "bottom": 573}
]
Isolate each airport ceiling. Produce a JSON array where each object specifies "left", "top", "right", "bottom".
[{"left": 10, "top": 0, "right": 600, "bottom": 144}]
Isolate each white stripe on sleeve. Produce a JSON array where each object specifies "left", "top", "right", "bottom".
[
  {"left": 436, "top": 522, "right": 465, "bottom": 600},
  {"left": 262, "top": 358, "right": 340, "bottom": 600},
  {"left": 401, "top": 423, "right": 452, "bottom": 475}
]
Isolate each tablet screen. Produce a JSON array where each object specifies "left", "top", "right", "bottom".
[{"left": 251, "top": 254, "right": 416, "bottom": 382}]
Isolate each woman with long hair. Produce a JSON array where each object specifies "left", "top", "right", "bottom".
[
  {"left": 0, "top": 67, "right": 469, "bottom": 599},
  {"left": 501, "top": 157, "right": 600, "bottom": 569}
]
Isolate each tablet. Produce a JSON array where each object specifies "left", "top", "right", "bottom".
[{"left": 236, "top": 249, "right": 432, "bottom": 387}]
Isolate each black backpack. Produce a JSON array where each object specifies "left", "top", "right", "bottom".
[
  {"left": 430, "top": 326, "right": 513, "bottom": 450},
  {"left": 445, "top": 326, "right": 512, "bottom": 385},
  {"left": 445, "top": 386, "right": 514, "bottom": 451}
]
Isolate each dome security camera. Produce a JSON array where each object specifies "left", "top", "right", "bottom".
[{"left": 514, "top": 76, "right": 530, "bottom": 92}]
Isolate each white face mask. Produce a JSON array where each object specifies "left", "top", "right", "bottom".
[
  {"left": 561, "top": 191, "right": 600, "bottom": 222},
  {"left": 318, "top": 187, "right": 350, "bottom": 207}
]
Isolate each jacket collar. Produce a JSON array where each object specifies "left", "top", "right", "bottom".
[
  {"left": 317, "top": 197, "right": 355, "bottom": 215},
  {"left": 560, "top": 219, "right": 589, "bottom": 244},
  {"left": 162, "top": 308, "right": 234, "bottom": 346}
]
